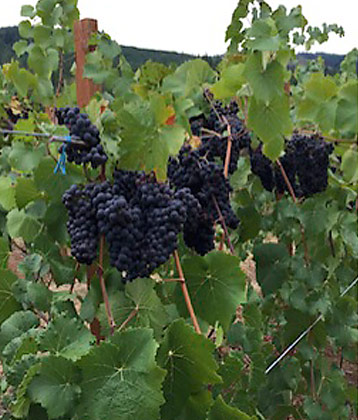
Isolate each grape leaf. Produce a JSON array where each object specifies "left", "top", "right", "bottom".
[
  {"left": 102, "top": 278, "right": 168, "bottom": 339},
  {"left": 77, "top": 328, "right": 165, "bottom": 420},
  {"left": 335, "top": 80, "right": 358, "bottom": 134},
  {"left": 15, "top": 178, "right": 41, "bottom": 209},
  {"left": 28, "top": 356, "right": 81, "bottom": 419},
  {"left": 39, "top": 314, "right": 95, "bottom": 360},
  {"left": 157, "top": 319, "right": 222, "bottom": 419},
  {"left": 0, "top": 269, "right": 21, "bottom": 325},
  {"left": 11, "top": 363, "right": 41, "bottom": 418},
  {"left": 207, "top": 395, "right": 257, "bottom": 420},
  {"left": 6, "top": 209, "right": 42, "bottom": 242},
  {"left": 244, "top": 52, "right": 285, "bottom": 102},
  {"left": 0, "top": 310, "right": 39, "bottom": 350},
  {"left": 179, "top": 251, "right": 246, "bottom": 331},
  {"left": 247, "top": 95, "right": 291, "bottom": 160},
  {"left": 0, "top": 176, "right": 16, "bottom": 211}
]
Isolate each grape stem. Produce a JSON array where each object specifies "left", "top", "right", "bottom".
[
  {"left": 118, "top": 306, "right": 139, "bottom": 331},
  {"left": 276, "top": 159, "right": 310, "bottom": 265},
  {"left": 299, "top": 130, "right": 356, "bottom": 144},
  {"left": 173, "top": 250, "right": 202, "bottom": 334},
  {"left": 222, "top": 115, "right": 232, "bottom": 179},
  {"left": 98, "top": 236, "right": 115, "bottom": 335},
  {"left": 212, "top": 196, "right": 235, "bottom": 255}
]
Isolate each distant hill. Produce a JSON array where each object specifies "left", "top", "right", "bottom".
[{"left": 0, "top": 25, "right": 345, "bottom": 75}]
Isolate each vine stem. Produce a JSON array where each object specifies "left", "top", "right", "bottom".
[
  {"left": 173, "top": 250, "right": 201, "bottom": 334},
  {"left": 98, "top": 236, "right": 115, "bottom": 335},
  {"left": 276, "top": 158, "right": 310, "bottom": 265},
  {"left": 212, "top": 196, "right": 235, "bottom": 255}
]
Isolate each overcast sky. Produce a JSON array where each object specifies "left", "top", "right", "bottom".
[{"left": 2, "top": 0, "right": 357, "bottom": 56}]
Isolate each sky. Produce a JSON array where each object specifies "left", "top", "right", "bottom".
[{"left": 2, "top": 0, "right": 357, "bottom": 56}]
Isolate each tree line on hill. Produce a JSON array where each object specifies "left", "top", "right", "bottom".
[{"left": 0, "top": 25, "right": 345, "bottom": 77}]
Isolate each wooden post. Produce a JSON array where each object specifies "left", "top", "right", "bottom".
[{"left": 74, "top": 19, "right": 100, "bottom": 108}]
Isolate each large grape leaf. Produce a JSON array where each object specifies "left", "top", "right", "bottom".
[
  {"left": 39, "top": 314, "right": 95, "bottom": 360},
  {"left": 207, "top": 395, "right": 257, "bottom": 420},
  {"left": 0, "top": 269, "right": 21, "bottom": 325},
  {"left": 178, "top": 251, "right": 246, "bottom": 331},
  {"left": 247, "top": 95, "right": 292, "bottom": 160},
  {"left": 28, "top": 356, "right": 81, "bottom": 419},
  {"left": 77, "top": 328, "right": 165, "bottom": 420},
  {"left": 0, "top": 238, "right": 9, "bottom": 266},
  {"left": 100, "top": 278, "right": 168, "bottom": 339},
  {"left": 243, "top": 52, "right": 285, "bottom": 102},
  {"left": 157, "top": 319, "right": 222, "bottom": 419}
]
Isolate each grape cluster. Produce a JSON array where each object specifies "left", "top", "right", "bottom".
[
  {"left": 62, "top": 184, "right": 99, "bottom": 265},
  {"left": 168, "top": 144, "right": 239, "bottom": 255},
  {"left": 63, "top": 170, "right": 200, "bottom": 282},
  {"left": 190, "top": 100, "right": 251, "bottom": 174},
  {"left": 249, "top": 133, "right": 334, "bottom": 197},
  {"left": 289, "top": 133, "right": 334, "bottom": 196},
  {"left": 55, "top": 106, "right": 107, "bottom": 168}
]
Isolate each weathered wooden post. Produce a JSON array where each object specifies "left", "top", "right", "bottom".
[{"left": 73, "top": 18, "right": 100, "bottom": 108}]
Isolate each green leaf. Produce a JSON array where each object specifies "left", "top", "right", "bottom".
[
  {"left": 0, "top": 269, "right": 21, "bottom": 325},
  {"left": 211, "top": 64, "right": 245, "bottom": 99},
  {"left": 11, "top": 363, "right": 41, "bottom": 418},
  {"left": 15, "top": 178, "right": 42, "bottom": 209},
  {"left": 207, "top": 395, "right": 256, "bottom": 420},
  {"left": 162, "top": 59, "right": 216, "bottom": 99},
  {"left": 179, "top": 251, "right": 246, "bottom": 331},
  {"left": 244, "top": 53, "right": 285, "bottom": 102},
  {"left": 28, "top": 356, "right": 81, "bottom": 419},
  {"left": 21, "top": 5, "right": 36, "bottom": 18},
  {"left": 13, "top": 40, "right": 29, "bottom": 57},
  {"left": 33, "top": 25, "right": 52, "bottom": 48},
  {"left": 297, "top": 73, "right": 339, "bottom": 131},
  {"left": 253, "top": 243, "right": 289, "bottom": 295},
  {"left": 39, "top": 314, "right": 95, "bottom": 360},
  {"left": 341, "top": 148, "right": 358, "bottom": 183},
  {"left": 26, "top": 283, "right": 52, "bottom": 312},
  {"left": 0, "top": 238, "right": 10, "bottom": 266},
  {"left": 0, "top": 310, "right": 39, "bottom": 351},
  {"left": 109, "top": 278, "right": 168, "bottom": 339},
  {"left": 34, "top": 157, "right": 84, "bottom": 202},
  {"left": 9, "top": 142, "right": 45, "bottom": 172},
  {"left": 18, "top": 20, "right": 33, "bottom": 38},
  {"left": 335, "top": 81, "right": 358, "bottom": 134},
  {"left": 0, "top": 176, "right": 16, "bottom": 211},
  {"left": 157, "top": 319, "right": 222, "bottom": 419},
  {"left": 6, "top": 209, "right": 42, "bottom": 242},
  {"left": 246, "top": 18, "right": 281, "bottom": 51},
  {"left": 180, "top": 390, "right": 214, "bottom": 420},
  {"left": 247, "top": 95, "right": 292, "bottom": 160},
  {"left": 77, "top": 328, "right": 165, "bottom": 420}
]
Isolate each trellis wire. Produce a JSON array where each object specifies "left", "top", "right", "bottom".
[
  {"left": 0, "top": 129, "right": 85, "bottom": 146},
  {"left": 265, "top": 276, "right": 358, "bottom": 375}
]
